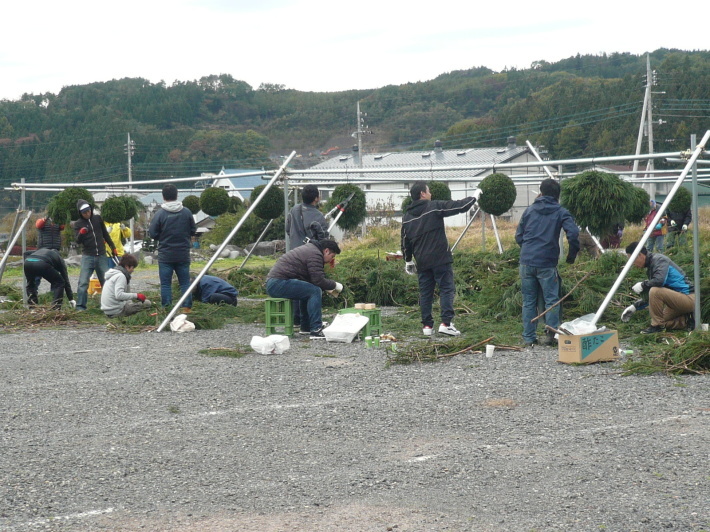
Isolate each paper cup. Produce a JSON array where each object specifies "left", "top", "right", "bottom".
[
  {"left": 365, "top": 336, "right": 373, "bottom": 347},
  {"left": 485, "top": 344, "right": 495, "bottom": 358},
  {"left": 702, "top": 323, "right": 709, "bottom": 332}
]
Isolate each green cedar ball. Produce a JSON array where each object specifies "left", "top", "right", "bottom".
[
  {"left": 561, "top": 171, "right": 630, "bottom": 237},
  {"left": 625, "top": 185, "right": 650, "bottom": 225},
  {"left": 401, "top": 181, "right": 452, "bottom": 211},
  {"left": 667, "top": 186, "right": 692, "bottom": 213},
  {"left": 200, "top": 187, "right": 230, "bottom": 216},
  {"left": 477, "top": 173, "right": 516, "bottom": 216},
  {"left": 183, "top": 195, "right": 201, "bottom": 214},
  {"left": 101, "top": 196, "right": 128, "bottom": 223},
  {"left": 325, "top": 184, "right": 366, "bottom": 230},
  {"left": 47, "top": 187, "right": 95, "bottom": 223},
  {"left": 251, "top": 185, "right": 284, "bottom": 220},
  {"left": 119, "top": 195, "right": 141, "bottom": 220},
  {"left": 227, "top": 196, "right": 243, "bottom": 214}
]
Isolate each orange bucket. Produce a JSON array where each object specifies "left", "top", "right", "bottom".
[{"left": 88, "top": 277, "right": 102, "bottom": 295}]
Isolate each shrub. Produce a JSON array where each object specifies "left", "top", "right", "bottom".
[
  {"left": 401, "top": 180, "right": 451, "bottom": 211},
  {"left": 183, "top": 195, "right": 201, "bottom": 214},
  {"left": 119, "top": 195, "right": 142, "bottom": 220},
  {"left": 478, "top": 173, "right": 516, "bottom": 216},
  {"left": 251, "top": 185, "right": 284, "bottom": 220},
  {"left": 228, "top": 196, "right": 243, "bottom": 213},
  {"left": 626, "top": 186, "right": 650, "bottom": 224},
  {"left": 561, "top": 171, "right": 631, "bottom": 237},
  {"left": 667, "top": 186, "right": 692, "bottom": 213},
  {"left": 47, "top": 187, "right": 94, "bottom": 223},
  {"left": 200, "top": 187, "right": 230, "bottom": 216},
  {"left": 101, "top": 197, "right": 128, "bottom": 223},
  {"left": 325, "top": 184, "right": 366, "bottom": 230}
]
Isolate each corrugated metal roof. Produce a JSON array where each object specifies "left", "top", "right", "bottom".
[{"left": 297, "top": 145, "right": 531, "bottom": 182}]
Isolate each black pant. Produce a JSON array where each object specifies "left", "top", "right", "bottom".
[
  {"left": 206, "top": 293, "right": 237, "bottom": 306},
  {"left": 24, "top": 261, "right": 66, "bottom": 309}
]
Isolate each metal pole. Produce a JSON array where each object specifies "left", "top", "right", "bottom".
[
  {"left": 690, "top": 134, "right": 701, "bottom": 330},
  {"left": 632, "top": 55, "right": 651, "bottom": 180},
  {"left": 127, "top": 133, "right": 135, "bottom": 254},
  {"left": 237, "top": 219, "right": 274, "bottom": 271},
  {"left": 490, "top": 215, "right": 503, "bottom": 254},
  {"left": 0, "top": 210, "right": 33, "bottom": 284},
  {"left": 591, "top": 129, "right": 710, "bottom": 327},
  {"left": 156, "top": 151, "right": 296, "bottom": 332},
  {"left": 283, "top": 174, "right": 290, "bottom": 251},
  {"left": 451, "top": 206, "right": 480, "bottom": 252}
]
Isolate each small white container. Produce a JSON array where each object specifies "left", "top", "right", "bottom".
[{"left": 485, "top": 344, "right": 495, "bottom": 358}]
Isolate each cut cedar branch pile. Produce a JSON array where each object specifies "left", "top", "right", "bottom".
[
  {"left": 624, "top": 333, "right": 710, "bottom": 375},
  {"left": 388, "top": 336, "right": 522, "bottom": 365}
]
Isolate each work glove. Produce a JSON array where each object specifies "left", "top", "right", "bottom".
[
  {"left": 327, "top": 282, "right": 343, "bottom": 297},
  {"left": 137, "top": 293, "right": 146, "bottom": 303},
  {"left": 472, "top": 188, "right": 483, "bottom": 201},
  {"left": 112, "top": 249, "right": 118, "bottom": 257},
  {"left": 654, "top": 223, "right": 662, "bottom": 230},
  {"left": 632, "top": 281, "right": 644, "bottom": 294},
  {"left": 68, "top": 300, "right": 77, "bottom": 309},
  {"left": 79, "top": 227, "right": 88, "bottom": 235},
  {"left": 405, "top": 261, "right": 417, "bottom": 275},
  {"left": 565, "top": 255, "right": 575, "bottom": 264},
  {"left": 621, "top": 304, "right": 637, "bottom": 322},
  {"left": 682, "top": 224, "right": 688, "bottom": 231},
  {"left": 670, "top": 220, "right": 677, "bottom": 227},
  {"left": 36, "top": 218, "right": 47, "bottom": 229},
  {"left": 120, "top": 223, "right": 127, "bottom": 230}
]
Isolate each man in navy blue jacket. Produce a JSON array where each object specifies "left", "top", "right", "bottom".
[
  {"left": 515, "top": 179, "right": 579, "bottom": 346},
  {"left": 191, "top": 275, "right": 238, "bottom": 306},
  {"left": 149, "top": 184, "right": 197, "bottom": 311}
]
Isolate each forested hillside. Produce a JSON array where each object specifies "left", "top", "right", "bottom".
[{"left": 1, "top": 48, "right": 709, "bottom": 214}]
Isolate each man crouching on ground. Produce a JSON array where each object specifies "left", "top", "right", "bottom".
[{"left": 101, "top": 254, "right": 152, "bottom": 317}]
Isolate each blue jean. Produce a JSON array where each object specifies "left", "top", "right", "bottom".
[
  {"left": 520, "top": 264, "right": 561, "bottom": 343},
  {"left": 266, "top": 278, "right": 323, "bottom": 332},
  {"left": 647, "top": 234, "right": 664, "bottom": 253},
  {"left": 418, "top": 263, "right": 456, "bottom": 327},
  {"left": 76, "top": 255, "right": 109, "bottom": 310},
  {"left": 158, "top": 261, "right": 192, "bottom": 308}
]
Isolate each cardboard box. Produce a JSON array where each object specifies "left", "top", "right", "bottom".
[{"left": 558, "top": 330, "right": 620, "bottom": 364}]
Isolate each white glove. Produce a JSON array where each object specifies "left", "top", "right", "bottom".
[
  {"left": 682, "top": 224, "right": 688, "bottom": 231},
  {"left": 333, "top": 282, "right": 343, "bottom": 294},
  {"left": 405, "top": 261, "right": 417, "bottom": 275},
  {"left": 621, "top": 304, "right": 636, "bottom": 322},
  {"left": 473, "top": 188, "right": 483, "bottom": 201},
  {"left": 632, "top": 282, "right": 644, "bottom": 294},
  {"left": 670, "top": 220, "right": 677, "bottom": 227},
  {"left": 120, "top": 223, "right": 127, "bottom": 230},
  {"left": 69, "top": 300, "right": 77, "bottom": 309}
]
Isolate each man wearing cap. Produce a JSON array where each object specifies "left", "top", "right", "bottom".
[{"left": 73, "top": 200, "right": 117, "bottom": 311}]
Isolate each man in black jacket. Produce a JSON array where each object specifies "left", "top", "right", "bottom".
[
  {"left": 401, "top": 182, "right": 480, "bottom": 337},
  {"left": 265, "top": 240, "right": 343, "bottom": 338},
  {"left": 149, "top": 184, "right": 197, "bottom": 311},
  {"left": 73, "top": 200, "right": 116, "bottom": 311},
  {"left": 665, "top": 208, "right": 692, "bottom": 249},
  {"left": 24, "top": 248, "right": 75, "bottom": 310}
]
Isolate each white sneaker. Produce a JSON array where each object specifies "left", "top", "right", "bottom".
[
  {"left": 422, "top": 326, "right": 433, "bottom": 336},
  {"left": 438, "top": 323, "right": 460, "bottom": 336}
]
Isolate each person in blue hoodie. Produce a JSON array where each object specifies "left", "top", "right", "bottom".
[
  {"left": 620, "top": 241, "right": 695, "bottom": 333},
  {"left": 149, "top": 184, "right": 196, "bottom": 311},
  {"left": 515, "top": 179, "right": 580, "bottom": 347},
  {"left": 191, "top": 274, "right": 238, "bottom": 306}
]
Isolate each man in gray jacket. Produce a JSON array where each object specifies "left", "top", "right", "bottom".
[
  {"left": 266, "top": 240, "right": 343, "bottom": 338},
  {"left": 100, "top": 254, "right": 151, "bottom": 317},
  {"left": 149, "top": 184, "right": 196, "bottom": 311}
]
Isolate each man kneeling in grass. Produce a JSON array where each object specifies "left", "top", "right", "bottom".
[{"left": 100, "top": 254, "right": 152, "bottom": 317}]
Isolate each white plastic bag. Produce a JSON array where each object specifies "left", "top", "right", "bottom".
[
  {"left": 170, "top": 314, "right": 196, "bottom": 333},
  {"left": 250, "top": 335, "right": 290, "bottom": 354},
  {"left": 323, "top": 313, "right": 370, "bottom": 343},
  {"left": 560, "top": 313, "right": 600, "bottom": 335}
]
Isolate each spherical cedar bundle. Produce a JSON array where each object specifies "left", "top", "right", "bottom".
[
  {"left": 667, "top": 186, "right": 691, "bottom": 213},
  {"left": 560, "top": 171, "right": 631, "bottom": 237},
  {"left": 325, "top": 184, "right": 366, "bottom": 230},
  {"left": 100, "top": 196, "right": 128, "bottom": 223},
  {"left": 119, "top": 195, "right": 141, "bottom": 220},
  {"left": 227, "top": 196, "right": 243, "bottom": 213},
  {"left": 251, "top": 185, "right": 284, "bottom": 220},
  {"left": 47, "top": 187, "right": 95, "bottom": 223},
  {"left": 625, "top": 185, "right": 650, "bottom": 225},
  {"left": 183, "top": 195, "right": 201, "bottom": 214},
  {"left": 200, "top": 187, "right": 230, "bottom": 216},
  {"left": 477, "top": 173, "right": 516, "bottom": 216},
  {"left": 401, "top": 181, "right": 451, "bottom": 211}
]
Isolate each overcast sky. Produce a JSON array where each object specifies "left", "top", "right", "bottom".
[{"left": 2, "top": 0, "right": 708, "bottom": 101}]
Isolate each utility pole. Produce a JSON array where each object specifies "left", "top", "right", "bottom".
[
  {"left": 632, "top": 55, "right": 660, "bottom": 200},
  {"left": 124, "top": 133, "right": 136, "bottom": 252}
]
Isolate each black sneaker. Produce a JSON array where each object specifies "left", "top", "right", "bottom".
[
  {"left": 524, "top": 339, "right": 538, "bottom": 347},
  {"left": 686, "top": 313, "right": 696, "bottom": 331},
  {"left": 640, "top": 325, "right": 665, "bottom": 334},
  {"left": 299, "top": 329, "right": 311, "bottom": 336},
  {"left": 309, "top": 328, "right": 326, "bottom": 339}
]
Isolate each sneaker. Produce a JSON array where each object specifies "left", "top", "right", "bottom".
[
  {"left": 309, "top": 328, "right": 326, "bottom": 339},
  {"left": 523, "top": 339, "right": 538, "bottom": 347},
  {"left": 686, "top": 313, "right": 696, "bottom": 331},
  {"left": 180, "top": 307, "right": 192, "bottom": 314},
  {"left": 640, "top": 325, "right": 665, "bottom": 334},
  {"left": 539, "top": 333, "right": 558, "bottom": 347},
  {"left": 438, "top": 323, "right": 461, "bottom": 336},
  {"left": 422, "top": 326, "right": 433, "bottom": 336}
]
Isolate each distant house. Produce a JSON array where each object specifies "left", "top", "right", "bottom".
[
  {"left": 209, "top": 167, "right": 270, "bottom": 201},
  {"left": 295, "top": 138, "right": 543, "bottom": 225}
]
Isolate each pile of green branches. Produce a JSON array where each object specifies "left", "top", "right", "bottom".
[{"left": 623, "top": 333, "right": 710, "bottom": 375}]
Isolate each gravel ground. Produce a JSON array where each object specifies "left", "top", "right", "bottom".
[{"left": 1, "top": 268, "right": 709, "bottom": 531}]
